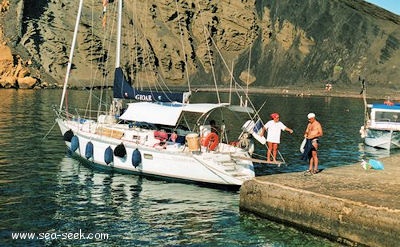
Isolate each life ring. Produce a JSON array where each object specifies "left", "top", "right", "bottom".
[{"left": 203, "top": 132, "right": 219, "bottom": 151}]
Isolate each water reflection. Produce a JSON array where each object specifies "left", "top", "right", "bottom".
[
  {"left": 54, "top": 156, "right": 241, "bottom": 245},
  {"left": 0, "top": 90, "right": 396, "bottom": 246},
  {"left": 51, "top": 156, "right": 337, "bottom": 246}
]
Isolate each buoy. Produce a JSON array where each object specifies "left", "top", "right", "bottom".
[
  {"left": 85, "top": 141, "right": 94, "bottom": 159},
  {"left": 104, "top": 146, "right": 113, "bottom": 164},
  {"left": 132, "top": 148, "right": 141, "bottom": 167},
  {"left": 202, "top": 132, "right": 219, "bottom": 151},
  {"left": 70, "top": 135, "right": 79, "bottom": 152},
  {"left": 114, "top": 143, "right": 127, "bottom": 158},
  {"left": 63, "top": 129, "right": 74, "bottom": 142}
]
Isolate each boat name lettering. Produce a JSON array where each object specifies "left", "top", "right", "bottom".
[{"left": 135, "top": 94, "right": 153, "bottom": 101}]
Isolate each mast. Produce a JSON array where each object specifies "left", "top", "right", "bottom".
[
  {"left": 362, "top": 79, "right": 368, "bottom": 127},
  {"left": 115, "top": 0, "right": 122, "bottom": 68},
  {"left": 59, "top": 0, "right": 84, "bottom": 111},
  {"left": 111, "top": 0, "right": 123, "bottom": 115}
]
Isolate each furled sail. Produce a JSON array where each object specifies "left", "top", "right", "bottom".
[{"left": 113, "top": 67, "right": 191, "bottom": 103}]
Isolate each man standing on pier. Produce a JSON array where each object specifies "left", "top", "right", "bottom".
[
  {"left": 261, "top": 113, "right": 294, "bottom": 163},
  {"left": 303, "top": 113, "right": 323, "bottom": 174}
]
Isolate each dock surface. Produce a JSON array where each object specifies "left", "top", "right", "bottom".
[{"left": 240, "top": 156, "right": 400, "bottom": 247}]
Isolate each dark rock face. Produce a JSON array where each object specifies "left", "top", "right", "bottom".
[{"left": 1, "top": 0, "right": 399, "bottom": 89}]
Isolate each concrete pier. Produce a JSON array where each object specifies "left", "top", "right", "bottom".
[{"left": 240, "top": 156, "right": 400, "bottom": 247}]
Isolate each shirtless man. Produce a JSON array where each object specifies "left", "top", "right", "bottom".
[{"left": 304, "top": 113, "right": 323, "bottom": 173}]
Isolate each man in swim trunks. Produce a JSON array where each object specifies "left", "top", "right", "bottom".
[{"left": 303, "top": 113, "right": 323, "bottom": 173}]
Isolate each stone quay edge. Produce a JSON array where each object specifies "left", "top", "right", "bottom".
[{"left": 240, "top": 155, "right": 400, "bottom": 247}]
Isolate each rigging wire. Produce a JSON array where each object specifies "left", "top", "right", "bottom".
[
  {"left": 121, "top": 0, "right": 190, "bottom": 103},
  {"left": 175, "top": 0, "right": 191, "bottom": 92},
  {"left": 193, "top": 0, "right": 260, "bottom": 115},
  {"left": 195, "top": 0, "right": 221, "bottom": 104}
]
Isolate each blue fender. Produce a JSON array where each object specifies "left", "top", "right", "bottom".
[
  {"left": 70, "top": 135, "right": 79, "bottom": 152},
  {"left": 85, "top": 142, "right": 94, "bottom": 159},
  {"left": 132, "top": 148, "right": 141, "bottom": 167},
  {"left": 104, "top": 146, "right": 113, "bottom": 165}
]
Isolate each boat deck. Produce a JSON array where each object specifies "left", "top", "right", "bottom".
[{"left": 240, "top": 155, "right": 400, "bottom": 247}]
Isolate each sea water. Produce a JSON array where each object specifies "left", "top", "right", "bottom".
[{"left": 0, "top": 89, "right": 396, "bottom": 246}]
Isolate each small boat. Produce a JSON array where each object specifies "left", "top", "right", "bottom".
[
  {"left": 55, "top": 0, "right": 260, "bottom": 187},
  {"left": 359, "top": 79, "right": 400, "bottom": 149},
  {"left": 359, "top": 102, "right": 400, "bottom": 149}
]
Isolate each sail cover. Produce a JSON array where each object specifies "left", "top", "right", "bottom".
[
  {"left": 113, "top": 67, "right": 191, "bottom": 103},
  {"left": 119, "top": 102, "right": 183, "bottom": 126}
]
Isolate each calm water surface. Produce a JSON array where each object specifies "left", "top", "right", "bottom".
[{"left": 0, "top": 90, "right": 396, "bottom": 246}]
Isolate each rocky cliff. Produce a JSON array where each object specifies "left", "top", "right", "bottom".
[{"left": 0, "top": 0, "right": 399, "bottom": 90}]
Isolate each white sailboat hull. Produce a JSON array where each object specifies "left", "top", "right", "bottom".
[
  {"left": 55, "top": 0, "right": 258, "bottom": 188},
  {"left": 57, "top": 118, "right": 255, "bottom": 187}
]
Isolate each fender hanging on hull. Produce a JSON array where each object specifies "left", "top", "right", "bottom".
[
  {"left": 104, "top": 146, "right": 114, "bottom": 165},
  {"left": 132, "top": 148, "right": 141, "bottom": 167},
  {"left": 70, "top": 135, "right": 79, "bottom": 152},
  {"left": 85, "top": 142, "right": 94, "bottom": 160},
  {"left": 63, "top": 129, "right": 74, "bottom": 142},
  {"left": 114, "top": 143, "right": 127, "bottom": 158}
]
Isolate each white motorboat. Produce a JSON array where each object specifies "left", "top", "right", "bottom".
[
  {"left": 359, "top": 78, "right": 400, "bottom": 150},
  {"left": 360, "top": 102, "right": 400, "bottom": 150}
]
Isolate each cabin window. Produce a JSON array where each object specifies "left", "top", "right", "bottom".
[{"left": 375, "top": 111, "right": 400, "bottom": 122}]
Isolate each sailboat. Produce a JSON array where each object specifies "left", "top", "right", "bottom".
[{"left": 55, "top": 0, "right": 261, "bottom": 188}]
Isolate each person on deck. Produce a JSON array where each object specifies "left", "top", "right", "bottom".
[
  {"left": 302, "top": 113, "right": 323, "bottom": 174},
  {"left": 209, "top": 119, "right": 220, "bottom": 135},
  {"left": 260, "top": 113, "right": 293, "bottom": 163}
]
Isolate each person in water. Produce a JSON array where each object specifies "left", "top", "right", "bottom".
[
  {"left": 303, "top": 113, "right": 323, "bottom": 174},
  {"left": 261, "top": 113, "right": 293, "bottom": 163}
]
